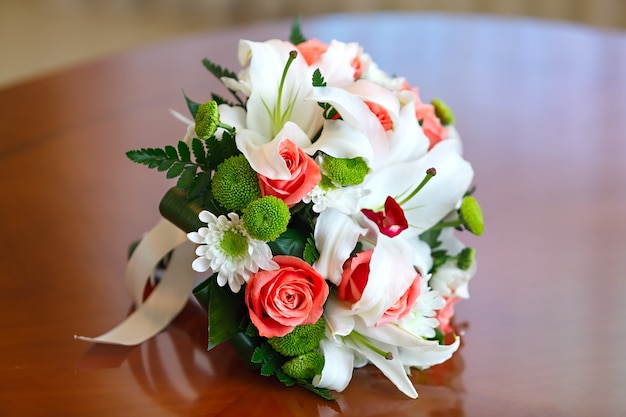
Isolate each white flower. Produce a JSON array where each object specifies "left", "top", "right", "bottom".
[
  {"left": 430, "top": 228, "right": 477, "bottom": 299},
  {"left": 187, "top": 211, "right": 277, "bottom": 293}
]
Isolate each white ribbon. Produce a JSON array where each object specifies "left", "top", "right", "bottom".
[{"left": 75, "top": 218, "right": 197, "bottom": 345}]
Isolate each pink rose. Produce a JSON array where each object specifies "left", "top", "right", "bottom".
[
  {"left": 245, "top": 255, "right": 329, "bottom": 338},
  {"left": 296, "top": 38, "right": 329, "bottom": 65},
  {"left": 337, "top": 249, "right": 373, "bottom": 304},
  {"left": 412, "top": 87, "right": 448, "bottom": 150},
  {"left": 376, "top": 273, "right": 421, "bottom": 325},
  {"left": 436, "top": 296, "right": 460, "bottom": 334},
  {"left": 257, "top": 139, "right": 321, "bottom": 207}
]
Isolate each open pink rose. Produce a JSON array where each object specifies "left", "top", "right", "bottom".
[
  {"left": 245, "top": 255, "right": 329, "bottom": 338},
  {"left": 296, "top": 38, "right": 329, "bottom": 65},
  {"left": 337, "top": 249, "right": 373, "bottom": 304},
  {"left": 257, "top": 139, "right": 321, "bottom": 207},
  {"left": 376, "top": 273, "right": 421, "bottom": 325}
]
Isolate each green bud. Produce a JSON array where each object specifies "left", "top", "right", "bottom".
[
  {"left": 194, "top": 101, "right": 220, "bottom": 139},
  {"left": 282, "top": 351, "right": 325, "bottom": 381},
  {"left": 459, "top": 196, "right": 484, "bottom": 236},
  {"left": 242, "top": 196, "right": 290, "bottom": 242},
  {"left": 211, "top": 155, "right": 261, "bottom": 212},
  {"left": 268, "top": 318, "right": 325, "bottom": 357},
  {"left": 456, "top": 247, "right": 475, "bottom": 270},
  {"left": 322, "top": 155, "right": 369, "bottom": 186},
  {"left": 431, "top": 98, "right": 455, "bottom": 126}
]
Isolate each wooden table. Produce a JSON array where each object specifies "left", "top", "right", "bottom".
[{"left": 1, "top": 12, "right": 625, "bottom": 417}]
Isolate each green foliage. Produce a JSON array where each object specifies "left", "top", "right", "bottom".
[
  {"left": 268, "top": 228, "right": 308, "bottom": 258},
  {"left": 302, "top": 236, "right": 319, "bottom": 265},
  {"left": 127, "top": 133, "right": 239, "bottom": 212},
  {"left": 312, "top": 68, "right": 327, "bottom": 87},
  {"left": 183, "top": 91, "right": 201, "bottom": 118},
  {"left": 251, "top": 342, "right": 335, "bottom": 400},
  {"left": 201, "top": 58, "right": 244, "bottom": 106},
  {"left": 312, "top": 69, "right": 341, "bottom": 120},
  {"left": 289, "top": 15, "right": 307, "bottom": 45},
  {"left": 192, "top": 274, "right": 247, "bottom": 350}
]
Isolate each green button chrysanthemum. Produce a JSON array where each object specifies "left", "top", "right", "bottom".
[
  {"left": 194, "top": 100, "right": 220, "bottom": 139},
  {"left": 242, "top": 196, "right": 290, "bottom": 242},
  {"left": 268, "top": 318, "right": 325, "bottom": 357},
  {"left": 459, "top": 196, "right": 484, "bottom": 236},
  {"left": 431, "top": 98, "right": 455, "bottom": 126},
  {"left": 211, "top": 155, "right": 261, "bottom": 212},
  {"left": 282, "top": 351, "right": 325, "bottom": 380},
  {"left": 322, "top": 155, "right": 369, "bottom": 186}
]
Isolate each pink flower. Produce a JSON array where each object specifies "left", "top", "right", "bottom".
[
  {"left": 412, "top": 87, "right": 447, "bottom": 150},
  {"left": 376, "top": 273, "right": 421, "bottom": 325},
  {"left": 257, "top": 139, "right": 321, "bottom": 207},
  {"left": 361, "top": 196, "right": 408, "bottom": 237},
  {"left": 337, "top": 249, "right": 373, "bottom": 304},
  {"left": 296, "top": 38, "right": 328, "bottom": 65},
  {"left": 436, "top": 296, "right": 460, "bottom": 334},
  {"left": 245, "top": 255, "right": 329, "bottom": 338},
  {"left": 365, "top": 100, "right": 393, "bottom": 131}
]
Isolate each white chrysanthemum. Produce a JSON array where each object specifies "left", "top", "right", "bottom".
[
  {"left": 187, "top": 210, "right": 277, "bottom": 293},
  {"left": 398, "top": 275, "right": 445, "bottom": 339}
]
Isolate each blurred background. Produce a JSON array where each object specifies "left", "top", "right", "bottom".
[{"left": 1, "top": 0, "right": 625, "bottom": 88}]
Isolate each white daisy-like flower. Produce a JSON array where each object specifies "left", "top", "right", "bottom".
[
  {"left": 397, "top": 274, "right": 446, "bottom": 339},
  {"left": 187, "top": 210, "right": 278, "bottom": 293}
]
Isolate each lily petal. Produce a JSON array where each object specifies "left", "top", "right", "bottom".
[
  {"left": 313, "top": 208, "right": 367, "bottom": 285},
  {"left": 360, "top": 139, "right": 473, "bottom": 232},
  {"left": 344, "top": 337, "right": 418, "bottom": 399},
  {"left": 313, "top": 338, "right": 355, "bottom": 392}
]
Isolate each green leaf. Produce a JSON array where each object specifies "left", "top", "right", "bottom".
[
  {"left": 419, "top": 227, "right": 443, "bottom": 249},
  {"left": 268, "top": 228, "right": 308, "bottom": 257},
  {"left": 176, "top": 165, "right": 197, "bottom": 190},
  {"left": 192, "top": 275, "right": 247, "bottom": 350},
  {"left": 183, "top": 91, "right": 201, "bottom": 118},
  {"left": 303, "top": 236, "right": 319, "bottom": 265},
  {"left": 289, "top": 15, "right": 307, "bottom": 45},
  {"left": 187, "top": 171, "right": 212, "bottom": 200},
  {"left": 202, "top": 58, "right": 238, "bottom": 80},
  {"left": 211, "top": 93, "right": 232, "bottom": 106},
  {"left": 164, "top": 145, "right": 178, "bottom": 160},
  {"left": 166, "top": 161, "right": 185, "bottom": 179},
  {"left": 191, "top": 138, "right": 207, "bottom": 166},
  {"left": 156, "top": 159, "right": 175, "bottom": 172},
  {"left": 312, "top": 68, "right": 327, "bottom": 87},
  {"left": 177, "top": 141, "right": 191, "bottom": 162}
]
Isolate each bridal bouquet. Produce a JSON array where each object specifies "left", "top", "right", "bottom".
[{"left": 79, "top": 18, "right": 483, "bottom": 400}]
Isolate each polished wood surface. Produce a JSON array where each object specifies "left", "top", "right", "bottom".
[{"left": 1, "top": 13, "right": 625, "bottom": 416}]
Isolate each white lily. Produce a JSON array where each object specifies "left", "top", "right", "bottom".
[
  {"left": 313, "top": 208, "right": 367, "bottom": 285},
  {"left": 359, "top": 139, "right": 474, "bottom": 235}
]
